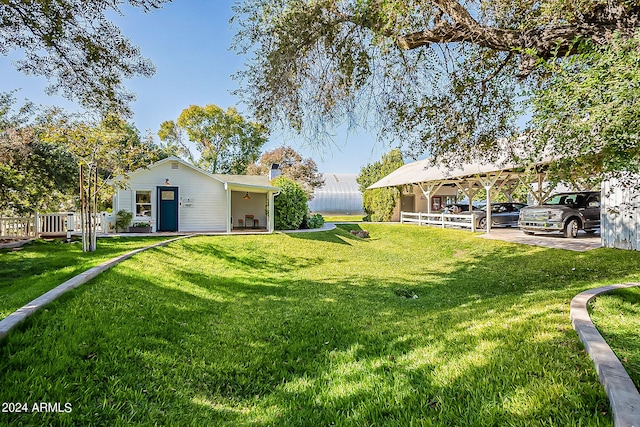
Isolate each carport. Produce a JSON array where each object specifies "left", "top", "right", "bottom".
[{"left": 367, "top": 157, "right": 557, "bottom": 233}]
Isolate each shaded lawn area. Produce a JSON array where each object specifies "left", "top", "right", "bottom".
[
  {"left": 589, "top": 286, "right": 640, "bottom": 391},
  {"left": 0, "top": 236, "right": 175, "bottom": 319},
  {"left": 1, "top": 224, "right": 640, "bottom": 425}
]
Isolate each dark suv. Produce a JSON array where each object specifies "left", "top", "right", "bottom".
[{"left": 518, "top": 191, "right": 601, "bottom": 238}]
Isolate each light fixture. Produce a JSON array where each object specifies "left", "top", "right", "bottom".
[
  {"left": 164, "top": 178, "right": 170, "bottom": 186},
  {"left": 243, "top": 192, "right": 251, "bottom": 200}
]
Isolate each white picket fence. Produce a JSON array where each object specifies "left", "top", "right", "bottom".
[
  {"left": 400, "top": 211, "right": 477, "bottom": 232},
  {"left": 0, "top": 212, "right": 115, "bottom": 239}
]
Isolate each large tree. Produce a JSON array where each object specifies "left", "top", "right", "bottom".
[
  {"left": 1, "top": 0, "right": 169, "bottom": 114},
  {"left": 530, "top": 33, "right": 640, "bottom": 184},
  {"left": 0, "top": 92, "right": 77, "bottom": 215},
  {"left": 247, "top": 146, "right": 324, "bottom": 198},
  {"left": 232, "top": 0, "right": 640, "bottom": 178},
  {"left": 159, "top": 104, "right": 268, "bottom": 174},
  {"left": 44, "top": 111, "right": 157, "bottom": 252}
]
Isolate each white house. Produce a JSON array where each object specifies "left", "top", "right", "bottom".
[{"left": 113, "top": 157, "right": 280, "bottom": 233}]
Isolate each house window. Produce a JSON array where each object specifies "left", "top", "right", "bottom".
[
  {"left": 443, "top": 196, "right": 457, "bottom": 206},
  {"left": 135, "top": 191, "right": 152, "bottom": 217}
]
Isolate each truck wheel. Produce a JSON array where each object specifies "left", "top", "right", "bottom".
[{"left": 564, "top": 218, "right": 579, "bottom": 238}]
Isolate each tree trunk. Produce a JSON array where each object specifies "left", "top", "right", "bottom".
[
  {"left": 79, "top": 163, "right": 98, "bottom": 252},
  {"left": 80, "top": 164, "right": 87, "bottom": 252}
]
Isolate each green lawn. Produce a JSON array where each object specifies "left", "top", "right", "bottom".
[
  {"left": 589, "top": 286, "right": 640, "bottom": 391},
  {"left": 1, "top": 224, "right": 639, "bottom": 426},
  {"left": 0, "top": 236, "right": 174, "bottom": 319},
  {"left": 322, "top": 214, "right": 364, "bottom": 222}
]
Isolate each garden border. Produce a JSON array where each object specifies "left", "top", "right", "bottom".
[
  {"left": 570, "top": 282, "right": 640, "bottom": 427},
  {"left": 0, "top": 234, "right": 195, "bottom": 341}
]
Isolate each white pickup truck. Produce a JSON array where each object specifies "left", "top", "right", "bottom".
[{"left": 518, "top": 191, "right": 601, "bottom": 238}]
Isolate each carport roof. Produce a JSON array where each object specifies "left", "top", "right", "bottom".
[{"left": 367, "top": 157, "right": 527, "bottom": 189}]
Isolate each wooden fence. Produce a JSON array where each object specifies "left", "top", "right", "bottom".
[{"left": 400, "top": 211, "right": 477, "bottom": 232}]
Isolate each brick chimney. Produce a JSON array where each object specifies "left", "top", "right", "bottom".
[{"left": 269, "top": 164, "right": 281, "bottom": 180}]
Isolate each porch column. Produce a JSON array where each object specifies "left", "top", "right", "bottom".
[
  {"left": 269, "top": 192, "right": 276, "bottom": 233},
  {"left": 225, "top": 184, "right": 231, "bottom": 233}
]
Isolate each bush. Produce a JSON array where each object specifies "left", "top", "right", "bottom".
[
  {"left": 306, "top": 213, "right": 325, "bottom": 229},
  {"left": 357, "top": 149, "right": 404, "bottom": 222},
  {"left": 272, "top": 176, "right": 308, "bottom": 230},
  {"left": 361, "top": 187, "right": 400, "bottom": 222},
  {"left": 115, "top": 210, "right": 133, "bottom": 232}
]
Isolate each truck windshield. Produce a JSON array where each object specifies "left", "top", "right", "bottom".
[{"left": 544, "top": 194, "right": 584, "bottom": 206}]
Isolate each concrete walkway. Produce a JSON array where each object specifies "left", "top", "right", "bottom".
[
  {"left": 279, "top": 222, "right": 337, "bottom": 233},
  {"left": 479, "top": 228, "right": 601, "bottom": 251},
  {"left": 571, "top": 283, "right": 640, "bottom": 427}
]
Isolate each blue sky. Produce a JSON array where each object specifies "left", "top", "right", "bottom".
[{"left": 0, "top": 1, "right": 393, "bottom": 174}]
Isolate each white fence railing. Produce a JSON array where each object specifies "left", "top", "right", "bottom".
[
  {"left": 0, "top": 212, "right": 115, "bottom": 238},
  {"left": 37, "top": 213, "right": 73, "bottom": 236},
  {"left": 400, "top": 211, "right": 477, "bottom": 232},
  {"left": 0, "top": 217, "right": 35, "bottom": 238}
]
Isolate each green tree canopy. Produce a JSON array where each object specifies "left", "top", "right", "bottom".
[
  {"left": 159, "top": 104, "right": 268, "bottom": 174},
  {"left": 530, "top": 33, "right": 640, "bottom": 185},
  {"left": 247, "top": 146, "right": 324, "bottom": 198},
  {"left": 0, "top": 92, "right": 77, "bottom": 215},
  {"left": 1, "top": 0, "right": 168, "bottom": 114},
  {"left": 44, "top": 111, "right": 159, "bottom": 251},
  {"left": 233, "top": 0, "right": 640, "bottom": 177},
  {"left": 357, "top": 149, "right": 404, "bottom": 222}
]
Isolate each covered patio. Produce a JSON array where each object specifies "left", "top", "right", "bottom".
[{"left": 213, "top": 175, "right": 280, "bottom": 233}]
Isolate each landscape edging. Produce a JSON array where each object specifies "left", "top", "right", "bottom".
[
  {"left": 570, "top": 282, "right": 640, "bottom": 427},
  {"left": 0, "top": 234, "right": 195, "bottom": 341}
]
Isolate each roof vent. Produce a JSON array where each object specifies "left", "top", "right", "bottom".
[{"left": 171, "top": 162, "right": 179, "bottom": 170}]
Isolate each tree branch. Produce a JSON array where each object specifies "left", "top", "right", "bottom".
[{"left": 396, "top": 0, "right": 640, "bottom": 75}]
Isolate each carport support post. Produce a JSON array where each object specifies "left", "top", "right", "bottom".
[
  {"left": 477, "top": 172, "right": 503, "bottom": 233},
  {"left": 418, "top": 182, "right": 444, "bottom": 215},
  {"left": 485, "top": 185, "right": 491, "bottom": 233}
]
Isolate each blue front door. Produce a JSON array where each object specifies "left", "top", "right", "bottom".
[{"left": 157, "top": 187, "right": 178, "bottom": 231}]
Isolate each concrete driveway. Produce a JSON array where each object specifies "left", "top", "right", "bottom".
[{"left": 478, "top": 228, "right": 601, "bottom": 251}]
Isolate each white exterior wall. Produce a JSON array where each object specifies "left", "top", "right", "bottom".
[
  {"left": 391, "top": 185, "right": 459, "bottom": 221},
  {"left": 414, "top": 185, "right": 458, "bottom": 212},
  {"left": 114, "top": 189, "right": 134, "bottom": 216},
  {"left": 602, "top": 178, "right": 640, "bottom": 251},
  {"left": 116, "top": 160, "right": 227, "bottom": 232}
]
